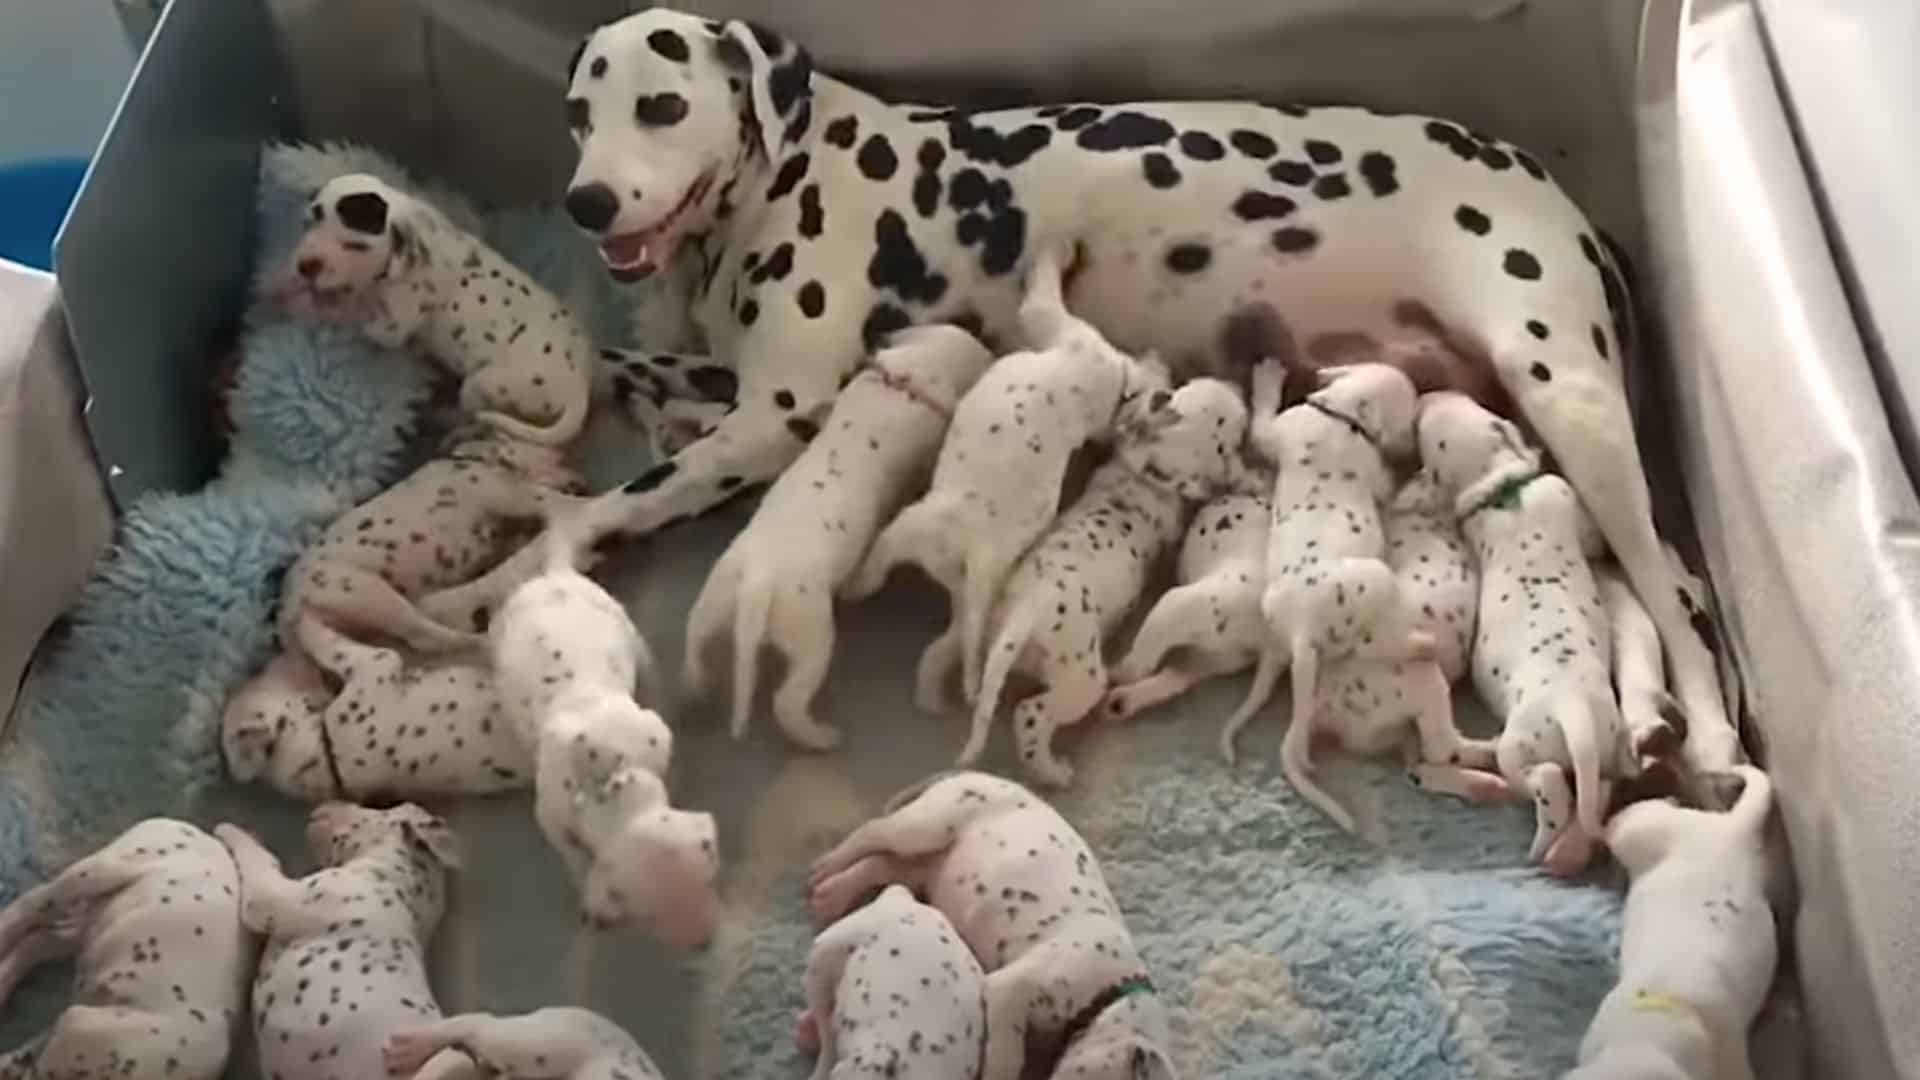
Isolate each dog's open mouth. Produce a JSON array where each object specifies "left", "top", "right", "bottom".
[{"left": 599, "top": 171, "right": 713, "bottom": 281}]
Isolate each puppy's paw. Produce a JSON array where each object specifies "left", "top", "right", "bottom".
[
  {"left": 382, "top": 1030, "right": 440, "bottom": 1075},
  {"left": 1404, "top": 631, "right": 1438, "bottom": 662},
  {"left": 793, "top": 1009, "right": 822, "bottom": 1055}
]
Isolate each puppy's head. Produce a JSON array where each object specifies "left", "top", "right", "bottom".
[
  {"left": 1308, "top": 361, "right": 1418, "bottom": 460},
  {"left": 279, "top": 174, "right": 420, "bottom": 318},
  {"left": 875, "top": 324, "right": 998, "bottom": 413},
  {"left": 306, "top": 801, "right": 462, "bottom": 874},
  {"left": 580, "top": 774, "right": 720, "bottom": 949},
  {"left": 1054, "top": 994, "right": 1176, "bottom": 1080},
  {"left": 222, "top": 652, "right": 334, "bottom": 796},
  {"left": 1414, "top": 390, "right": 1540, "bottom": 502},
  {"left": 1117, "top": 378, "right": 1248, "bottom": 501},
  {"left": 564, "top": 10, "right": 812, "bottom": 280}
]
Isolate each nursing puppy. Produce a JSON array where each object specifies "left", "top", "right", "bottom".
[
  {"left": 849, "top": 243, "right": 1170, "bottom": 706},
  {"left": 968, "top": 378, "right": 1249, "bottom": 787},
  {"left": 793, "top": 884, "right": 987, "bottom": 1080},
  {"left": 279, "top": 173, "right": 592, "bottom": 446},
  {"left": 1568, "top": 766, "right": 1776, "bottom": 1080},
  {"left": 1418, "top": 390, "right": 1635, "bottom": 872},
  {"left": 1100, "top": 461, "right": 1273, "bottom": 721},
  {"left": 277, "top": 427, "right": 582, "bottom": 658},
  {"left": 493, "top": 528, "right": 718, "bottom": 945},
  {"left": 216, "top": 804, "right": 473, "bottom": 1080},
  {"left": 1222, "top": 362, "right": 1436, "bottom": 795},
  {"left": 0, "top": 820, "right": 249, "bottom": 1080},
  {"left": 685, "top": 323, "right": 996, "bottom": 750},
  {"left": 385, "top": 1007, "right": 665, "bottom": 1080},
  {"left": 809, "top": 772, "right": 1174, "bottom": 1080}
]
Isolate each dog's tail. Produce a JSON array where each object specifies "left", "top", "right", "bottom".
[
  {"left": 961, "top": 604, "right": 1031, "bottom": 767},
  {"left": 1562, "top": 691, "right": 1609, "bottom": 841},
  {"left": 730, "top": 570, "right": 774, "bottom": 742},
  {"left": 1280, "top": 637, "right": 1354, "bottom": 832},
  {"left": 478, "top": 381, "right": 590, "bottom": 447}
]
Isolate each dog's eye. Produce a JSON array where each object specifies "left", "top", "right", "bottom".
[
  {"left": 566, "top": 97, "right": 591, "bottom": 133},
  {"left": 635, "top": 92, "right": 690, "bottom": 127},
  {"left": 308, "top": 203, "right": 324, "bottom": 222},
  {"left": 343, "top": 239, "right": 372, "bottom": 253}
]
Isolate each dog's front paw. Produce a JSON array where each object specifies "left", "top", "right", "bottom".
[{"left": 383, "top": 1030, "right": 441, "bottom": 1075}]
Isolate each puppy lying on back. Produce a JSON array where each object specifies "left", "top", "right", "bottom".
[{"left": 685, "top": 323, "right": 996, "bottom": 750}]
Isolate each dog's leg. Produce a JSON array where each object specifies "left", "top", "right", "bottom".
[
  {"left": 769, "top": 583, "right": 843, "bottom": 751},
  {"left": 808, "top": 784, "right": 976, "bottom": 891},
  {"left": 1405, "top": 761, "right": 1511, "bottom": 803},
  {"left": 1522, "top": 763, "right": 1575, "bottom": 866},
  {"left": 1402, "top": 661, "right": 1495, "bottom": 770},
  {"left": 1014, "top": 239, "right": 1075, "bottom": 351},
  {"left": 1111, "top": 581, "right": 1217, "bottom": 684},
  {"left": 1220, "top": 640, "right": 1286, "bottom": 765},
  {"left": 1012, "top": 638, "right": 1107, "bottom": 788},
  {"left": 213, "top": 824, "right": 325, "bottom": 937},
  {"left": 532, "top": 742, "right": 593, "bottom": 884},
  {"left": 293, "top": 568, "right": 480, "bottom": 656},
  {"left": 1103, "top": 649, "right": 1242, "bottom": 721},
  {"left": 0, "top": 928, "right": 77, "bottom": 1011},
  {"left": 807, "top": 853, "right": 922, "bottom": 927},
  {"left": 0, "top": 843, "right": 145, "bottom": 955},
  {"left": 1597, "top": 563, "right": 1684, "bottom": 757},
  {"left": 797, "top": 910, "right": 869, "bottom": 1078},
  {"left": 297, "top": 617, "right": 397, "bottom": 686},
  {"left": 958, "top": 541, "right": 1025, "bottom": 704},
  {"left": 980, "top": 957, "right": 1048, "bottom": 1080},
  {"left": 682, "top": 549, "right": 740, "bottom": 698},
  {"left": 385, "top": 1010, "right": 598, "bottom": 1078},
  {"left": 913, "top": 623, "right": 963, "bottom": 716}
]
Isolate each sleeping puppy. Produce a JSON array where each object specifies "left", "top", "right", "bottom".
[
  {"left": 684, "top": 323, "right": 996, "bottom": 750},
  {"left": 849, "top": 242, "right": 1170, "bottom": 707},
  {"left": 1568, "top": 766, "right": 1776, "bottom": 1080},
  {"left": 277, "top": 173, "right": 592, "bottom": 446},
  {"left": 1418, "top": 390, "right": 1637, "bottom": 873},
  {"left": 967, "top": 378, "right": 1248, "bottom": 787},
  {"left": 493, "top": 528, "right": 717, "bottom": 946},
  {"left": 809, "top": 772, "right": 1173, "bottom": 1080}
]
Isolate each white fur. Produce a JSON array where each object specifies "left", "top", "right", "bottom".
[
  {"left": 808, "top": 772, "right": 1174, "bottom": 1080},
  {"left": 0, "top": 820, "right": 250, "bottom": 1080},
  {"left": 385, "top": 1007, "right": 665, "bottom": 1080},
  {"left": 685, "top": 323, "right": 996, "bottom": 750},
  {"left": 967, "top": 378, "right": 1248, "bottom": 787}
]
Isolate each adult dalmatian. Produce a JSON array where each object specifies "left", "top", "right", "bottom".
[{"left": 438, "top": 5, "right": 1735, "bottom": 768}]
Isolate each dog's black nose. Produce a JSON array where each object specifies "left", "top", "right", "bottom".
[
  {"left": 296, "top": 257, "right": 324, "bottom": 280},
  {"left": 565, "top": 183, "right": 621, "bottom": 232}
]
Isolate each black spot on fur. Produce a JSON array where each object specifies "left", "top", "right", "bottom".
[
  {"left": 945, "top": 115, "right": 1054, "bottom": 168},
  {"left": 1478, "top": 145, "right": 1513, "bottom": 171},
  {"left": 1268, "top": 160, "right": 1313, "bottom": 186},
  {"left": 687, "top": 366, "right": 739, "bottom": 403},
  {"left": 862, "top": 303, "right": 912, "bottom": 351},
  {"left": 1423, "top": 120, "right": 1479, "bottom": 161},
  {"left": 948, "top": 169, "right": 990, "bottom": 211},
  {"left": 1503, "top": 249, "right": 1542, "bottom": 281},
  {"left": 1357, "top": 151, "right": 1399, "bottom": 197},
  {"left": 712, "top": 34, "right": 749, "bottom": 73},
  {"left": 1054, "top": 106, "right": 1102, "bottom": 131},
  {"left": 1232, "top": 191, "right": 1296, "bottom": 221},
  {"left": 1075, "top": 111, "right": 1175, "bottom": 151},
  {"left": 1271, "top": 227, "right": 1318, "bottom": 254},
  {"left": 767, "top": 47, "right": 812, "bottom": 122},
  {"left": 1273, "top": 103, "right": 1312, "bottom": 118},
  {"left": 719, "top": 475, "right": 744, "bottom": 490},
  {"left": 798, "top": 183, "right": 824, "bottom": 238},
  {"left": 787, "top": 417, "right": 820, "bottom": 442},
  {"left": 767, "top": 153, "right": 810, "bottom": 201},
  {"left": 912, "top": 152, "right": 944, "bottom": 217},
  {"left": 1165, "top": 244, "right": 1211, "bottom": 274},
  {"left": 980, "top": 207, "right": 1027, "bottom": 277},
  {"left": 798, "top": 280, "right": 825, "bottom": 318},
  {"left": 774, "top": 389, "right": 796, "bottom": 409},
  {"left": 647, "top": 29, "right": 690, "bottom": 62},
  {"left": 869, "top": 209, "right": 949, "bottom": 305},
  {"left": 1529, "top": 362, "right": 1552, "bottom": 382},
  {"left": 857, "top": 134, "right": 899, "bottom": 180},
  {"left": 1454, "top": 205, "right": 1492, "bottom": 235},
  {"left": 739, "top": 298, "right": 760, "bottom": 325},
  {"left": 783, "top": 99, "right": 813, "bottom": 144},
  {"left": 1313, "top": 174, "right": 1351, "bottom": 200},
  {"left": 336, "top": 192, "right": 388, "bottom": 235},
  {"left": 752, "top": 242, "right": 795, "bottom": 283},
  {"left": 588, "top": 56, "right": 607, "bottom": 80},
  {"left": 635, "top": 92, "right": 689, "bottom": 127},
  {"left": 1527, "top": 320, "right": 1550, "bottom": 340},
  {"left": 565, "top": 97, "right": 590, "bottom": 132},
  {"left": 1229, "top": 130, "right": 1277, "bottom": 159},
  {"left": 823, "top": 115, "right": 859, "bottom": 148},
  {"left": 1591, "top": 325, "right": 1610, "bottom": 359},
  {"left": 917, "top": 139, "right": 947, "bottom": 172},
  {"left": 1304, "top": 139, "right": 1342, "bottom": 165},
  {"left": 951, "top": 309, "right": 985, "bottom": 340},
  {"left": 1179, "top": 130, "right": 1225, "bottom": 161},
  {"left": 625, "top": 461, "right": 677, "bottom": 493},
  {"left": 1516, "top": 149, "right": 1548, "bottom": 181},
  {"left": 1141, "top": 152, "right": 1181, "bottom": 189}
]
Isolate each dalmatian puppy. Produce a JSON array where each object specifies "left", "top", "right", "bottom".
[
  {"left": 791, "top": 883, "right": 987, "bottom": 1080},
  {"left": 1100, "top": 462, "right": 1272, "bottom": 722},
  {"left": 1221, "top": 361, "right": 1436, "bottom": 805},
  {"left": 0, "top": 819, "right": 249, "bottom": 1080},
  {"left": 809, "top": 772, "right": 1173, "bottom": 1080},
  {"left": 384, "top": 1007, "right": 665, "bottom": 1080},
  {"left": 279, "top": 173, "right": 592, "bottom": 446},
  {"left": 505, "top": 8, "right": 1729, "bottom": 782},
  {"left": 215, "top": 804, "right": 474, "bottom": 1080},
  {"left": 1418, "top": 390, "right": 1637, "bottom": 873},
  {"left": 684, "top": 323, "right": 996, "bottom": 750},
  {"left": 278, "top": 426, "right": 583, "bottom": 660},
  {"left": 1597, "top": 560, "right": 1688, "bottom": 760},
  {"left": 221, "top": 624, "right": 531, "bottom": 803},
  {"left": 969, "top": 378, "right": 1248, "bottom": 787},
  {"left": 849, "top": 242, "right": 1170, "bottom": 708},
  {"left": 492, "top": 528, "right": 718, "bottom": 946},
  {"left": 1567, "top": 766, "right": 1776, "bottom": 1080}
]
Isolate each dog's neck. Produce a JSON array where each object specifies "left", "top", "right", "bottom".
[
  {"left": 1455, "top": 458, "right": 1544, "bottom": 524},
  {"left": 860, "top": 361, "right": 954, "bottom": 421},
  {"left": 1305, "top": 396, "right": 1376, "bottom": 447}
]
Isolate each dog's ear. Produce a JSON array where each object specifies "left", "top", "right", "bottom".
[
  {"left": 717, "top": 19, "right": 813, "bottom": 159},
  {"left": 565, "top": 33, "right": 589, "bottom": 86},
  {"left": 401, "top": 812, "right": 463, "bottom": 871},
  {"left": 335, "top": 189, "right": 390, "bottom": 236},
  {"left": 220, "top": 713, "right": 276, "bottom": 782}
]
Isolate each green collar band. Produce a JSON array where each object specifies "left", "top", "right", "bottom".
[{"left": 1460, "top": 469, "right": 1543, "bottom": 522}]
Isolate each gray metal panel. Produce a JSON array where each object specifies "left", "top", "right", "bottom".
[{"left": 54, "top": 0, "right": 292, "bottom": 506}]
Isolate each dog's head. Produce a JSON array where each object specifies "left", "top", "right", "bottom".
[
  {"left": 279, "top": 173, "right": 425, "bottom": 320},
  {"left": 222, "top": 652, "right": 335, "bottom": 798},
  {"left": 564, "top": 8, "right": 813, "bottom": 280},
  {"left": 306, "top": 801, "right": 462, "bottom": 876},
  {"left": 874, "top": 324, "right": 998, "bottom": 412},
  {"left": 1117, "top": 377, "right": 1249, "bottom": 502},
  {"left": 579, "top": 771, "right": 720, "bottom": 949},
  {"left": 1307, "top": 361, "right": 1418, "bottom": 460},
  {"left": 1414, "top": 390, "right": 1540, "bottom": 504},
  {"left": 1054, "top": 994, "right": 1177, "bottom": 1080}
]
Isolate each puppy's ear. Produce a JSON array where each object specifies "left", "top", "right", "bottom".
[
  {"left": 220, "top": 714, "right": 275, "bottom": 782},
  {"left": 401, "top": 813, "right": 463, "bottom": 871},
  {"left": 335, "top": 190, "right": 390, "bottom": 235},
  {"left": 565, "top": 34, "right": 589, "bottom": 86},
  {"left": 717, "top": 19, "right": 813, "bottom": 159}
]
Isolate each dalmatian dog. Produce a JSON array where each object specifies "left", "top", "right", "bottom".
[
  {"left": 1220, "top": 361, "right": 1436, "bottom": 801},
  {"left": 598, "top": 346, "right": 744, "bottom": 463},
  {"left": 214, "top": 804, "right": 474, "bottom": 1080},
  {"left": 1100, "top": 461, "right": 1273, "bottom": 722},
  {"left": 221, "top": 623, "right": 531, "bottom": 803},
  {"left": 809, "top": 772, "right": 1173, "bottom": 1080},
  {"left": 791, "top": 883, "right": 987, "bottom": 1080},
  {"left": 384, "top": 1007, "right": 665, "bottom": 1080},
  {"left": 492, "top": 529, "right": 718, "bottom": 946},
  {"left": 1568, "top": 766, "right": 1776, "bottom": 1080},
  {"left": 969, "top": 378, "right": 1248, "bottom": 787},
  {"left": 484, "top": 6, "right": 1729, "bottom": 780},
  {"left": 849, "top": 242, "right": 1170, "bottom": 708},
  {"left": 278, "top": 173, "right": 592, "bottom": 446},
  {"left": 684, "top": 323, "right": 997, "bottom": 750},
  {"left": 278, "top": 426, "right": 583, "bottom": 660},
  {"left": 1417, "top": 390, "right": 1637, "bottom": 873},
  {"left": 0, "top": 820, "right": 249, "bottom": 1080}
]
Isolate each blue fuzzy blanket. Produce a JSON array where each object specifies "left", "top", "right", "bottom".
[{"left": 0, "top": 143, "right": 1620, "bottom": 1078}]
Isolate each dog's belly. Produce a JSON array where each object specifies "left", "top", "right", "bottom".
[
  {"left": 80, "top": 860, "right": 245, "bottom": 1012},
  {"left": 256, "top": 941, "right": 438, "bottom": 1078}
]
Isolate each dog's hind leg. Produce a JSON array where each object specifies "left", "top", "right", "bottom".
[
  {"left": 682, "top": 551, "right": 740, "bottom": 698},
  {"left": 769, "top": 583, "right": 843, "bottom": 751},
  {"left": 0, "top": 928, "right": 77, "bottom": 1011},
  {"left": 1011, "top": 646, "right": 1107, "bottom": 789},
  {"left": 0, "top": 842, "right": 145, "bottom": 956},
  {"left": 913, "top": 623, "right": 963, "bottom": 716},
  {"left": 1102, "top": 646, "right": 1244, "bottom": 721},
  {"left": 1111, "top": 580, "right": 1217, "bottom": 684},
  {"left": 845, "top": 501, "right": 959, "bottom": 602},
  {"left": 295, "top": 567, "right": 480, "bottom": 655}
]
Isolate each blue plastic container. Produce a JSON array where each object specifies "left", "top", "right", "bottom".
[{"left": 0, "top": 157, "right": 89, "bottom": 271}]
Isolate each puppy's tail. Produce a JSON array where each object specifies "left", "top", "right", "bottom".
[
  {"left": 478, "top": 367, "right": 591, "bottom": 447},
  {"left": 962, "top": 605, "right": 1031, "bottom": 767},
  {"left": 1562, "top": 692, "right": 1608, "bottom": 841},
  {"left": 1281, "top": 636, "right": 1353, "bottom": 832},
  {"left": 730, "top": 571, "right": 774, "bottom": 743}
]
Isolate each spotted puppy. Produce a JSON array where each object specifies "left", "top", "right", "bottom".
[
  {"left": 685, "top": 323, "right": 996, "bottom": 750},
  {"left": 1568, "top": 766, "right": 1776, "bottom": 1080},
  {"left": 969, "top": 378, "right": 1248, "bottom": 787},
  {"left": 280, "top": 173, "right": 591, "bottom": 446},
  {"left": 278, "top": 427, "right": 582, "bottom": 658},
  {"left": 215, "top": 804, "right": 472, "bottom": 1080},
  {"left": 385, "top": 1007, "right": 665, "bottom": 1080},
  {"left": 222, "top": 624, "right": 531, "bottom": 802},
  {"left": 809, "top": 772, "right": 1173, "bottom": 1080},
  {"left": 494, "top": 529, "right": 718, "bottom": 946},
  {"left": 1418, "top": 390, "right": 1636, "bottom": 873},
  {"left": 0, "top": 820, "right": 249, "bottom": 1080},
  {"left": 792, "top": 883, "right": 987, "bottom": 1080},
  {"left": 836, "top": 242, "right": 1170, "bottom": 709}
]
